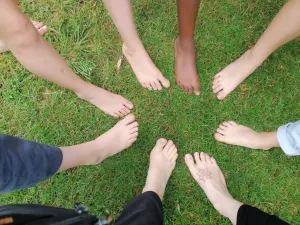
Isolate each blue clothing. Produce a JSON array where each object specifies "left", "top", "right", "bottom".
[
  {"left": 0, "top": 134, "right": 63, "bottom": 193},
  {"left": 277, "top": 121, "right": 300, "bottom": 156}
]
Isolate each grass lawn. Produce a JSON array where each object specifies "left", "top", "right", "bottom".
[{"left": 0, "top": 0, "right": 299, "bottom": 224}]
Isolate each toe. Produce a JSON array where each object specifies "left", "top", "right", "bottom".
[
  {"left": 187, "top": 86, "right": 193, "bottom": 95},
  {"left": 34, "top": 22, "right": 45, "bottom": 29},
  {"left": 167, "top": 145, "right": 177, "bottom": 157},
  {"left": 213, "top": 77, "right": 221, "bottom": 85},
  {"left": 120, "top": 109, "right": 128, "bottom": 116},
  {"left": 210, "top": 156, "right": 217, "bottom": 164},
  {"left": 154, "top": 138, "right": 168, "bottom": 151},
  {"left": 216, "top": 128, "right": 225, "bottom": 135},
  {"left": 194, "top": 152, "right": 201, "bottom": 164},
  {"left": 122, "top": 107, "right": 131, "bottom": 114},
  {"left": 116, "top": 112, "right": 123, "bottom": 118},
  {"left": 214, "top": 133, "right": 225, "bottom": 142},
  {"left": 38, "top": 25, "right": 48, "bottom": 35},
  {"left": 164, "top": 140, "right": 174, "bottom": 152},
  {"left": 214, "top": 72, "right": 222, "bottom": 79},
  {"left": 151, "top": 82, "right": 158, "bottom": 91},
  {"left": 200, "top": 152, "right": 206, "bottom": 162},
  {"left": 123, "top": 99, "right": 134, "bottom": 110},
  {"left": 128, "top": 121, "right": 139, "bottom": 129},
  {"left": 193, "top": 85, "right": 201, "bottom": 96},
  {"left": 213, "top": 85, "right": 223, "bottom": 94},
  {"left": 219, "top": 124, "right": 227, "bottom": 130},
  {"left": 146, "top": 83, "right": 153, "bottom": 90},
  {"left": 185, "top": 154, "right": 196, "bottom": 168},
  {"left": 129, "top": 132, "right": 138, "bottom": 140},
  {"left": 204, "top": 153, "right": 210, "bottom": 162},
  {"left": 155, "top": 81, "right": 163, "bottom": 91},
  {"left": 222, "top": 121, "right": 233, "bottom": 127},
  {"left": 228, "top": 121, "right": 237, "bottom": 126},
  {"left": 217, "top": 90, "right": 227, "bottom": 100},
  {"left": 122, "top": 114, "right": 136, "bottom": 125},
  {"left": 158, "top": 74, "right": 170, "bottom": 88},
  {"left": 171, "top": 153, "right": 178, "bottom": 163},
  {"left": 130, "top": 127, "right": 138, "bottom": 134}
]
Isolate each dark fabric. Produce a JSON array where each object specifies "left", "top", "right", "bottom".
[
  {"left": 237, "top": 205, "right": 290, "bottom": 225},
  {"left": 114, "top": 191, "right": 163, "bottom": 225},
  {"left": 0, "top": 134, "right": 63, "bottom": 193}
]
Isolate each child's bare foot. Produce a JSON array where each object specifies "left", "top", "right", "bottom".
[
  {"left": 0, "top": 21, "right": 48, "bottom": 53},
  {"left": 143, "top": 138, "right": 178, "bottom": 200},
  {"left": 185, "top": 152, "right": 242, "bottom": 225},
  {"left": 123, "top": 44, "right": 170, "bottom": 91},
  {"left": 90, "top": 114, "right": 138, "bottom": 164},
  {"left": 175, "top": 38, "right": 200, "bottom": 95},
  {"left": 78, "top": 83, "right": 134, "bottom": 118},
  {"left": 212, "top": 50, "right": 262, "bottom": 100},
  {"left": 214, "top": 121, "right": 279, "bottom": 150}
]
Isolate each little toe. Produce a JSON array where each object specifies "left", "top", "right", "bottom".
[
  {"left": 129, "top": 132, "right": 138, "bottom": 140},
  {"left": 116, "top": 112, "right": 123, "bottom": 118},
  {"left": 200, "top": 152, "right": 206, "bottom": 162},
  {"left": 193, "top": 85, "right": 201, "bottom": 96},
  {"left": 194, "top": 152, "right": 201, "bottom": 164}
]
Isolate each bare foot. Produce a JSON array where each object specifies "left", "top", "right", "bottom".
[
  {"left": 78, "top": 83, "right": 134, "bottom": 118},
  {"left": 143, "top": 138, "right": 178, "bottom": 200},
  {"left": 212, "top": 50, "right": 262, "bottom": 100},
  {"left": 175, "top": 38, "right": 200, "bottom": 95},
  {"left": 123, "top": 44, "right": 170, "bottom": 91},
  {"left": 90, "top": 114, "right": 138, "bottom": 164},
  {"left": 214, "top": 121, "right": 279, "bottom": 150},
  {"left": 185, "top": 152, "right": 242, "bottom": 225},
  {"left": 0, "top": 21, "right": 48, "bottom": 53}
]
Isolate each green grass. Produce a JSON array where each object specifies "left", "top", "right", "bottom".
[{"left": 0, "top": 0, "right": 300, "bottom": 224}]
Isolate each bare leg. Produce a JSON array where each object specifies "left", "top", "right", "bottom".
[
  {"left": 143, "top": 139, "right": 178, "bottom": 200},
  {"left": 0, "top": 0, "right": 133, "bottom": 117},
  {"left": 175, "top": 0, "right": 201, "bottom": 96},
  {"left": 102, "top": 0, "right": 170, "bottom": 91},
  {"left": 214, "top": 121, "right": 280, "bottom": 150},
  {"left": 185, "top": 152, "right": 243, "bottom": 225},
  {"left": 213, "top": 0, "right": 300, "bottom": 100},
  {"left": 58, "top": 114, "right": 138, "bottom": 171}
]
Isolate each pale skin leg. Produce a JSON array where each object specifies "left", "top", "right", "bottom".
[
  {"left": 175, "top": 0, "right": 201, "bottom": 96},
  {"left": 102, "top": 0, "right": 170, "bottom": 91},
  {"left": 58, "top": 114, "right": 138, "bottom": 171},
  {"left": 0, "top": 0, "right": 133, "bottom": 118},
  {"left": 185, "top": 152, "right": 243, "bottom": 225},
  {"left": 214, "top": 121, "right": 280, "bottom": 151},
  {"left": 213, "top": 0, "right": 300, "bottom": 100},
  {"left": 142, "top": 138, "right": 178, "bottom": 200}
]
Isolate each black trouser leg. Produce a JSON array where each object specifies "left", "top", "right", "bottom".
[
  {"left": 237, "top": 205, "right": 290, "bottom": 225},
  {"left": 114, "top": 191, "right": 163, "bottom": 225}
]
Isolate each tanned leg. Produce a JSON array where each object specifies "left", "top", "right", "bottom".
[{"left": 175, "top": 0, "right": 201, "bottom": 95}]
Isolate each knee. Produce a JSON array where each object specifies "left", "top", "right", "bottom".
[{"left": 8, "top": 19, "right": 41, "bottom": 49}]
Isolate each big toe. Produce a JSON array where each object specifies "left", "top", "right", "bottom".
[
  {"left": 158, "top": 74, "right": 170, "bottom": 88},
  {"left": 153, "top": 138, "right": 168, "bottom": 151},
  {"left": 121, "top": 114, "right": 136, "bottom": 125}
]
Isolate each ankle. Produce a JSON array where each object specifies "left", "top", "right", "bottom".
[
  {"left": 245, "top": 48, "right": 266, "bottom": 68},
  {"left": 257, "top": 131, "right": 279, "bottom": 150},
  {"left": 176, "top": 37, "right": 195, "bottom": 51}
]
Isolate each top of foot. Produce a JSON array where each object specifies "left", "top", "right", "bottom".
[
  {"left": 143, "top": 139, "right": 178, "bottom": 200},
  {"left": 175, "top": 38, "right": 200, "bottom": 96},
  {"left": 214, "top": 121, "right": 273, "bottom": 150},
  {"left": 0, "top": 21, "right": 48, "bottom": 53},
  {"left": 212, "top": 50, "right": 261, "bottom": 100},
  {"left": 123, "top": 44, "right": 170, "bottom": 91},
  {"left": 78, "top": 83, "right": 134, "bottom": 118},
  {"left": 92, "top": 114, "right": 138, "bottom": 163},
  {"left": 185, "top": 152, "right": 242, "bottom": 223}
]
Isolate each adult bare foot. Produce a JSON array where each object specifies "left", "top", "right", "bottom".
[
  {"left": 90, "top": 114, "right": 138, "bottom": 164},
  {"left": 123, "top": 44, "right": 170, "bottom": 91},
  {"left": 78, "top": 83, "right": 134, "bottom": 118},
  {"left": 143, "top": 138, "right": 178, "bottom": 200},
  {"left": 0, "top": 21, "right": 48, "bottom": 53},
  {"left": 212, "top": 50, "right": 262, "bottom": 100},
  {"left": 185, "top": 152, "right": 243, "bottom": 225},
  {"left": 214, "top": 121, "right": 279, "bottom": 150},
  {"left": 175, "top": 38, "right": 200, "bottom": 95}
]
